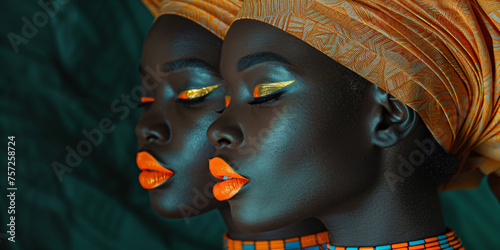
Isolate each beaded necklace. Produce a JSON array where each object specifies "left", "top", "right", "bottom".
[
  {"left": 326, "top": 230, "right": 463, "bottom": 250},
  {"left": 223, "top": 231, "right": 329, "bottom": 250}
]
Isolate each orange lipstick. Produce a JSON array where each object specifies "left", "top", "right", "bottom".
[
  {"left": 136, "top": 152, "right": 174, "bottom": 189},
  {"left": 209, "top": 157, "right": 249, "bottom": 201}
]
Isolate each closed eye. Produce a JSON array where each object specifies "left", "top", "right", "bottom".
[
  {"left": 138, "top": 97, "right": 155, "bottom": 108},
  {"left": 249, "top": 80, "right": 295, "bottom": 105},
  {"left": 177, "top": 84, "right": 221, "bottom": 100},
  {"left": 253, "top": 80, "right": 295, "bottom": 98}
]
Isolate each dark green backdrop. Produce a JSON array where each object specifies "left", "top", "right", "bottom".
[{"left": 0, "top": 1, "right": 498, "bottom": 249}]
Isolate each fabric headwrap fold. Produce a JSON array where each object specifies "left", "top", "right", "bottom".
[
  {"left": 142, "top": 0, "right": 242, "bottom": 39},
  {"left": 236, "top": 0, "right": 500, "bottom": 192}
]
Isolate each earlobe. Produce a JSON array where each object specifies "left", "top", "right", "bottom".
[{"left": 371, "top": 86, "right": 418, "bottom": 148}]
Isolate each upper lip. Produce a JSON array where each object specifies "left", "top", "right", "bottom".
[
  {"left": 209, "top": 157, "right": 247, "bottom": 180},
  {"left": 136, "top": 151, "right": 172, "bottom": 172}
]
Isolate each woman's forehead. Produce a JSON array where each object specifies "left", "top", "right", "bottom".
[
  {"left": 221, "top": 19, "right": 345, "bottom": 79},
  {"left": 221, "top": 20, "right": 305, "bottom": 73},
  {"left": 142, "top": 16, "right": 223, "bottom": 71}
]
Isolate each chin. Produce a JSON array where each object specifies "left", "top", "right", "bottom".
[
  {"left": 148, "top": 186, "right": 222, "bottom": 219},
  {"left": 150, "top": 202, "right": 185, "bottom": 218},
  {"left": 148, "top": 189, "right": 186, "bottom": 218},
  {"left": 230, "top": 201, "right": 295, "bottom": 234}
]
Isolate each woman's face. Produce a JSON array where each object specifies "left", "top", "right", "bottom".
[
  {"left": 207, "top": 20, "right": 379, "bottom": 233},
  {"left": 136, "top": 15, "right": 226, "bottom": 218}
]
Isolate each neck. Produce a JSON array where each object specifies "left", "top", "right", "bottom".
[
  {"left": 319, "top": 181, "right": 446, "bottom": 246},
  {"left": 218, "top": 206, "right": 327, "bottom": 241}
]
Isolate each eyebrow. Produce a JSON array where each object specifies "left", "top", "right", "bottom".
[
  {"left": 164, "top": 58, "right": 217, "bottom": 73},
  {"left": 138, "top": 58, "right": 217, "bottom": 76},
  {"left": 237, "top": 52, "right": 290, "bottom": 72}
]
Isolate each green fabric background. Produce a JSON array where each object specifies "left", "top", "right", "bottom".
[{"left": 0, "top": 1, "right": 498, "bottom": 249}]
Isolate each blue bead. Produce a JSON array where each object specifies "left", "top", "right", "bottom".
[
  {"left": 440, "top": 243, "right": 450, "bottom": 248},
  {"left": 409, "top": 240, "right": 425, "bottom": 246},
  {"left": 438, "top": 235, "right": 447, "bottom": 240},
  {"left": 242, "top": 244, "right": 255, "bottom": 250},
  {"left": 438, "top": 239, "right": 449, "bottom": 245},
  {"left": 375, "top": 245, "right": 392, "bottom": 250},
  {"left": 284, "top": 241, "right": 301, "bottom": 249}
]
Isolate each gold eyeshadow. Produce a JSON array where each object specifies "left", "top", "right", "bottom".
[
  {"left": 177, "top": 84, "right": 221, "bottom": 100},
  {"left": 253, "top": 80, "right": 295, "bottom": 98},
  {"left": 141, "top": 97, "right": 155, "bottom": 103}
]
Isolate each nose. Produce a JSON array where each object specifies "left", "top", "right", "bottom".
[
  {"left": 207, "top": 113, "right": 244, "bottom": 149},
  {"left": 135, "top": 114, "right": 171, "bottom": 146}
]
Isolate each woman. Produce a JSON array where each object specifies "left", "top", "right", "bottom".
[
  {"left": 135, "top": 0, "right": 328, "bottom": 249},
  {"left": 208, "top": 0, "right": 500, "bottom": 248}
]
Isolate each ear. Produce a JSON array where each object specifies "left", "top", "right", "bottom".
[{"left": 371, "top": 86, "right": 418, "bottom": 148}]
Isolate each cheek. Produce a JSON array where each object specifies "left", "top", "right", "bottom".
[
  {"left": 246, "top": 97, "right": 373, "bottom": 211},
  {"left": 176, "top": 109, "right": 219, "bottom": 161},
  {"left": 232, "top": 104, "right": 330, "bottom": 222},
  {"left": 149, "top": 110, "right": 223, "bottom": 217},
  {"left": 296, "top": 97, "right": 374, "bottom": 188}
]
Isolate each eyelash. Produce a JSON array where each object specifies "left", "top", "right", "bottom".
[
  {"left": 176, "top": 84, "right": 221, "bottom": 107},
  {"left": 248, "top": 90, "right": 285, "bottom": 105},
  {"left": 215, "top": 107, "right": 225, "bottom": 114},
  {"left": 137, "top": 92, "right": 212, "bottom": 108},
  {"left": 137, "top": 102, "right": 153, "bottom": 108},
  {"left": 138, "top": 97, "right": 155, "bottom": 108},
  {"left": 215, "top": 96, "right": 231, "bottom": 114},
  {"left": 176, "top": 95, "right": 208, "bottom": 106},
  {"left": 250, "top": 80, "right": 294, "bottom": 105}
]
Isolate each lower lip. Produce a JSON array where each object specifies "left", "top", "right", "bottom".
[
  {"left": 139, "top": 171, "right": 173, "bottom": 189},
  {"left": 213, "top": 178, "right": 248, "bottom": 201}
]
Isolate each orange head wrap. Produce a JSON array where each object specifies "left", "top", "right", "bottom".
[
  {"left": 236, "top": 0, "right": 500, "bottom": 192},
  {"left": 141, "top": 0, "right": 242, "bottom": 39}
]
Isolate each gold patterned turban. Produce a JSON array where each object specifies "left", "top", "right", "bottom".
[
  {"left": 236, "top": 0, "right": 500, "bottom": 192},
  {"left": 142, "top": 0, "right": 242, "bottom": 39}
]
